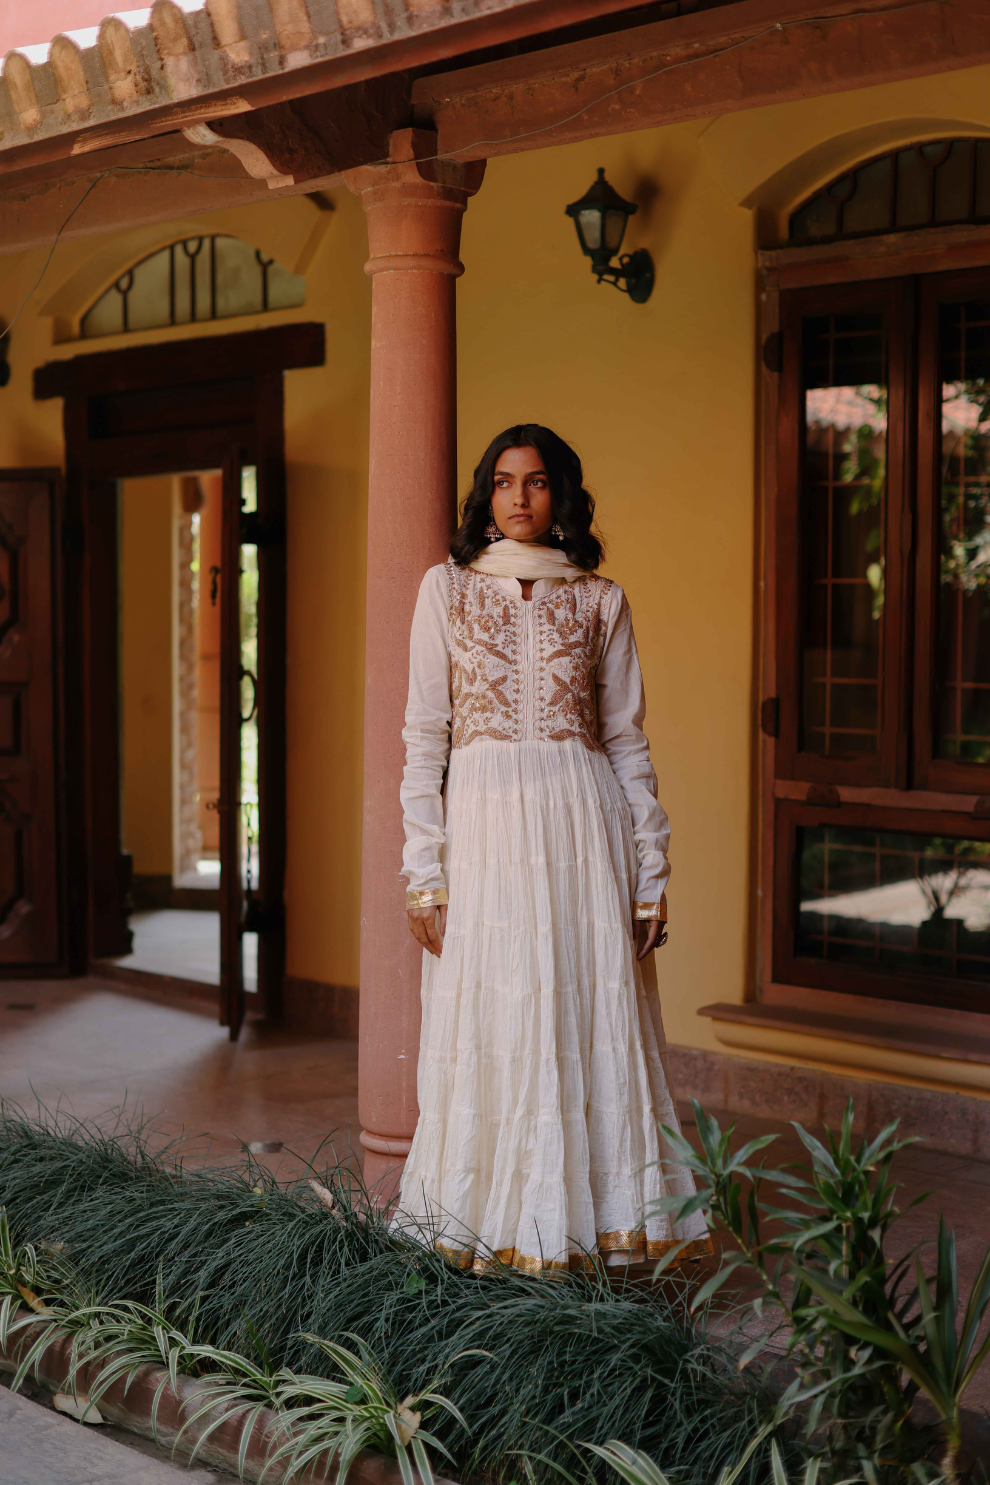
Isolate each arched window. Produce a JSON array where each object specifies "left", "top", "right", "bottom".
[
  {"left": 81, "top": 235, "right": 305, "bottom": 339},
  {"left": 788, "top": 138, "right": 990, "bottom": 245}
]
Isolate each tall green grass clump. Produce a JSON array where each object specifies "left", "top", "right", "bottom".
[{"left": 0, "top": 1102, "right": 772, "bottom": 1485}]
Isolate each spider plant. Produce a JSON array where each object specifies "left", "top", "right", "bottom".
[
  {"left": 0, "top": 1204, "right": 83, "bottom": 1394},
  {"left": 0, "top": 1102, "right": 774, "bottom": 1485},
  {"left": 587, "top": 1434, "right": 833, "bottom": 1485},
  {"left": 263, "top": 1332, "right": 473, "bottom": 1485},
  {"left": 58, "top": 1275, "right": 211, "bottom": 1437}
]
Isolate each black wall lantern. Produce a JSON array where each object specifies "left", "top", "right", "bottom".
[{"left": 565, "top": 168, "right": 654, "bottom": 304}]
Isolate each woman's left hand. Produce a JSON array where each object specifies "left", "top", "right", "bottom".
[{"left": 636, "top": 919, "right": 668, "bottom": 961}]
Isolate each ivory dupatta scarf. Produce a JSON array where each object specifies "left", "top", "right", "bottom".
[{"left": 467, "top": 539, "right": 587, "bottom": 583}]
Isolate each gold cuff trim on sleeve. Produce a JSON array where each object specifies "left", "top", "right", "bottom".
[
  {"left": 406, "top": 888, "right": 448, "bottom": 909},
  {"left": 634, "top": 898, "right": 667, "bottom": 922}
]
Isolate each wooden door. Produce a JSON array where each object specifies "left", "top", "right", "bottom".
[
  {"left": 219, "top": 448, "right": 245, "bottom": 1037},
  {"left": 34, "top": 326, "right": 324, "bottom": 999},
  {"left": 0, "top": 471, "right": 61, "bottom": 968}
]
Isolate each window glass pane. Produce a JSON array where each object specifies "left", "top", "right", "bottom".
[
  {"left": 789, "top": 137, "right": 990, "bottom": 243},
  {"left": 81, "top": 235, "right": 306, "bottom": 339},
  {"left": 80, "top": 282, "right": 125, "bottom": 338},
  {"left": 796, "top": 824, "right": 990, "bottom": 982},
  {"left": 801, "top": 313, "right": 887, "bottom": 756},
  {"left": 239, "top": 465, "right": 260, "bottom": 903},
  {"left": 933, "top": 138, "right": 974, "bottom": 223},
  {"left": 975, "top": 141, "right": 990, "bottom": 219},
  {"left": 789, "top": 191, "right": 839, "bottom": 244},
  {"left": 123, "top": 246, "right": 172, "bottom": 332},
  {"left": 895, "top": 147, "right": 931, "bottom": 229},
  {"left": 936, "top": 301, "right": 990, "bottom": 763},
  {"left": 214, "top": 236, "right": 265, "bottom": 320},
  {"left": 840, "top": 157, "right": 891, "bottom": 237},
  {"left": 267, "top": 261, "right": 306, "bottom": 313}
]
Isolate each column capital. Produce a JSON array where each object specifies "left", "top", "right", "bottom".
[
  {"left": 344, "top": 128, "right": 486, "bottom": 202},
  {"left": 346, "top": 130, "right": 486, "bottom": 281}
]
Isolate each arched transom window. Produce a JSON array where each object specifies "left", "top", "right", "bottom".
[
  {"left": 789, "top": 138, "right": 990, "bottom": 245},
  {"left": 81, "top": 234, "right": 306, "bottom": 339}
]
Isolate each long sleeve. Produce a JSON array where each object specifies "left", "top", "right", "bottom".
[
  {"left": 596, "top": 585, "right": 671, "bottom": 911},
  {"left": 400, "top": 566, "right": 452, "bottom": 897}
]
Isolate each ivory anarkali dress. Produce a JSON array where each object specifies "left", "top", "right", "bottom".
[{"left": 396, "top": 539, "right": 710, "bottom": 1274}]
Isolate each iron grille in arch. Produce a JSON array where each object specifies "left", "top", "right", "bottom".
[
  {"left": 80, "top": 234, "right": 305, "bottom": 340},
  {"left": 789, "top": 138, "right": 990, "bottom": 245}
]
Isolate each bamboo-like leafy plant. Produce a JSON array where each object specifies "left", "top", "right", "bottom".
[
  {"left": 651, "top": 1100, "right": 990, "bottom": 1483},
  {"left": 792, "top": 1217, "right": 990, "bottom": 1483}
]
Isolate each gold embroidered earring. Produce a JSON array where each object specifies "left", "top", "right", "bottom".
[
  {"left": 551, "top": 522, "right": 564, "bottom": 540},
  {"left": 485, "top": 504, "right": 504, "bottom": 542}
]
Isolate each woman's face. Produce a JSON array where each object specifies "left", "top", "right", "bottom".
[{"left": 490, "top": 445, "right": 554, "bottom": 543}]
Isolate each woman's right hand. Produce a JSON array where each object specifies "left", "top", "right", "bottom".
[{"left": 408, "top": 904, "right": 447, "bottom": 958}]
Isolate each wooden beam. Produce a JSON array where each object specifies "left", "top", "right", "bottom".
[
  {"left": 34, "top": 322, "right": 326, "bottom": 399},
  {"left": 0, "top": 0, "right": 679, "bottom": 181},
  {"left": 760, "top": 221, "right": 990, "bottom": 288},
  {"left": 0, "top": 71, "right": 411, "bottom": 255},
  {"left": 1, "top": 131, "right": 204, "bottom": 195},
  {"left": 412, "top": 0, "right": 990, "bottom": 159},
  {"left": 0, "top": 147, "right": 345, "bottom": 256},
  {"left": 209, "top": 75, "right": 412, "bottom": 182}
]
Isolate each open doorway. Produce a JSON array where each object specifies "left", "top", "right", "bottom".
[
  {"left": 106, "top": 467, "right": 260, "bottom": 995},
  {"left": 30, "top": 322, "right": 325, "bottom": 1034}
]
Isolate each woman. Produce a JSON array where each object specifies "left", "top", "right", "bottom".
[{"left": 396, "top": 424, "right": 709, "bottom": 1274}]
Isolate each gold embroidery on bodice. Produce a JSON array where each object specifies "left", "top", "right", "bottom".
[{"left": 445, "top": 561, "right": 613, "bottom": 751}]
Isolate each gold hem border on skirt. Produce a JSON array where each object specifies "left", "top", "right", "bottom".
[{"left": 435, "top": 1231, "right": 713, "bottom": 1276}]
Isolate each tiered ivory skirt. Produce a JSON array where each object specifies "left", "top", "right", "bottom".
[{"left": 395, "top": 738, "right": 710, "bottom": 1274}]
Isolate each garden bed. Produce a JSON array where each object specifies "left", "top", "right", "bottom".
[
  {"left": 0, "top": 1315, "right": 434, "bottom": 1485},
  {"left": 0, "top": 1103, "right": 771, "bottom": 1485}
]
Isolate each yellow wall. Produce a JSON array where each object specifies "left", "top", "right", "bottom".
[
  {"left": 5, "top": 60, "right": 990, "bottom": 1090},
  {"left": 458, "top": 125, "right": 758, "bottom": 1057},
  {"left": 0, "top": 191, "right": 372, "bottom": 986},
  {"left": 120, "top": 474, "right": 175, "bottom": 875}
]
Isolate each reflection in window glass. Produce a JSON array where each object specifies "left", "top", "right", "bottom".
[
  {"left": 801, "top": 313, "right": 887, "bottom": 756},
  {"left": 796, "top": 825, "right": 990, "bottom": 981},
  {"left": 81, "top": 236, "right": 305, "bottom": 339},
  {"left": 938, "top": 302, "right": 990, "bottom": 763},
  {"left": 239, "top": 465, "right": 260, "bottom": 898}
]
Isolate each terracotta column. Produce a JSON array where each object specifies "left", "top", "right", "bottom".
[{"left": 346, "top": 131, "right": 485, "bottom": 1197}]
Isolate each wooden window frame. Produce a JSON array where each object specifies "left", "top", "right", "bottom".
[
  {"left": 914, "top": 265, "right": 990, "bottom": 794},
  {"left": 775, "top": 277, "right": 912, "bottom": 789},
  {"left": 772, "top": 797, "right": 990, "bottom": 1015},
  {"left": 757, "top": 228, "right": 990, "bottom": 1025}
]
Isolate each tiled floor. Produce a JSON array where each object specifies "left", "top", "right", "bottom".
[
  {"left": 104, "top": 911, "right": 259, "bottom": 992},
  {"left": 0, "top": 976, "right": 357, "bottom": 1177},
  {"left": 1, "top": 977, "right": 988, "bottom": 1423}
]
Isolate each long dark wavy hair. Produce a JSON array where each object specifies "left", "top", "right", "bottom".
[{"left": 449, "top": 424, "right": 604, "bottom": 571}]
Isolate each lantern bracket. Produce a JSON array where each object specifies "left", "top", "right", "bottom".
[
  {"left": 593, "top": 248, "right": 655, "bottom": 304},
  {"left": 564, "top": 168, "right": 655, "bottom": 305}
]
